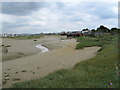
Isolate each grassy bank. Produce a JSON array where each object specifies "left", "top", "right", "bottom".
[
  {"left": 76, "top": 35, "right": 113, "bottom": 49},
  {"left": 12, "top": 35, "right": 119, "bottom": 88}
]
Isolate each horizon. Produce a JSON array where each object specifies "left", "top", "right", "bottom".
[{"left": 0, "top": 25, "right": 118, "bottom": 34}]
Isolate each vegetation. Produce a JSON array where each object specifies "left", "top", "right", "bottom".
[
  {"left": 82, "top": 25, "right": 120, "bottom": 34},
  {"left": 5, "top": 35, "right": 44, "bottom": 40},
  {"left": 76, "top": 36, "right": 101, "bottom": 49},
  {"left": 11, "top": 34, "right": 119, "bottom": 88},
  {"left": 96, "top": 25, "right": 110, "bottom": 33},
  {"left": 76, "top": 34, "right": 113, "bottom": 49}
]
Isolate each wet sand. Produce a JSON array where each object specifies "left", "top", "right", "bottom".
[
  {"left": 2, "top": 36, "right": 67, "bottom": 61},
  {"left": 1, "top": 36, "right": 101, "bottom": 88}
]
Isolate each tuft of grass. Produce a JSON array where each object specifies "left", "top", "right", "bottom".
[{"left": 11, "top": 35, "right": 119, "bottom": 88}]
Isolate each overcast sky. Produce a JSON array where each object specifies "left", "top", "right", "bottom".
[{"left": 1, "top": 2, "right": 118, "bottom": 34}]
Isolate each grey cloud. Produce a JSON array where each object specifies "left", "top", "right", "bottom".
[
  {"left": 81, "top": 2, "right": 117, "bottom": 19},
  {"left": 59, "top": 2, "right": 117, "bottom": 20},
  {"left": 1, "top": 2, "right": 118, "bottom": 34},
  {"left": 56, "top": 2, "right": 65, "bottom": 9},
  {"left": 2, "top": 22, "right": 30, "bottom": 30},
  {"left": 2, "top": 2, "right": 47, "bottom": 16}
]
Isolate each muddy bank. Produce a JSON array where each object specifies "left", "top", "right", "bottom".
[{"left": 2, "top": 38, "right": 100, "bottom": 88}]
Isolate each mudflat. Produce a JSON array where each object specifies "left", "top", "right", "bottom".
[
  {"left": 1, "top": 36, "right": 100, "bottom": 88},
  {"left": 2, "top": 36, "right": 67, "bottom": 61}
]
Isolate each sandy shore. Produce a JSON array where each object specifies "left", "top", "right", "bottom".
[{"left": 1, "top": 36, "right": 101, "bottom": 88}]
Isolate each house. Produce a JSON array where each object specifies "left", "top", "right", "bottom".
[
  {"left": 59, "top": 31, "right": 67, "bottom": 35},
  {"left": 82, "top": 30, "right": 92, "bottom": 36},
  {"left": 94, "top": 31, "right": 104, "bottom": 37},
  {"left": 66, "top": 31, "right": 83, "bottom": 38}
]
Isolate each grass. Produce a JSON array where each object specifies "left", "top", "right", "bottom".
[
  {"left": 4, "top": 35, "right": 45, "bottom": 40},
  {"left": 76, "top": 35, "right": 113, "bottom": 49},
  {"left": 4, "top": 34, "right": 61, "bottom": 40},
  {"left": 11, "top": 34, "right": 119, "bottom": 88}
]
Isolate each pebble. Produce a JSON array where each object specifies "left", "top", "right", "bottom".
[
  {"left": 5, "top": 77, "right": 10, "bottom": 80},
  {"left": 15, "top": 72, "right": 18, "bottom": 74},
  {"left": 4, "top": 72, "right": 7, "bottom": 74},
  {"left": 2, "top": 80, "right": 7, "bottom": 85},
  {"left": 22, "top": 69, "right": 26, "bottom": 72},
  {"left": 7, "top": 68, "right": 11, "bottom": 71},
  {"left": 12, "top": 80, "right": 21, "bottom": 84},
  {"left": 12, "top": 78, "right": 20, "bottom": 82},
  {"left": 32, "top": 72, "right": 35, "bottom": 74},
  {"left": 4, "top": 74, "right": 9, "bottom": 77}
]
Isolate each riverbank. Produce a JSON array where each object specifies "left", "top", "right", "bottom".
[
  {"left": 11, "top": 35, "right": 118, "bottom": 88},
  {"left": 2, "top": 35, "right": 100, "bottom": 88}
]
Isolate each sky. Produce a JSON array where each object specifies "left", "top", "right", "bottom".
[{"left": 1, "top": 1, "right": 118, "bottom": 34}]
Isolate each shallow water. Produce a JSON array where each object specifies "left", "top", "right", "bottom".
[{"left": 35, "top": 44, "right": 49, "bottom": 53}]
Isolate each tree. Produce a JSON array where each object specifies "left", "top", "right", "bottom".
[
  {"left": 110, "top": 27, "right": 119, "bottom": 34},
  {"left": 82, "top": 28, "right": 89, "bottom": 31},
  {"left": 97, "top": 25, "right": 110, "bottom": 33},
  {"left": 91, "top": 29, "right": 96, "bottom": 32},
  {"left": 111, "top": 27, "right": 117, "bottom": 30}
]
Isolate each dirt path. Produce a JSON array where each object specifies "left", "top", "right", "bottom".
[{"left": 2, "top": 40, "right": 100, "bottom": 88}]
